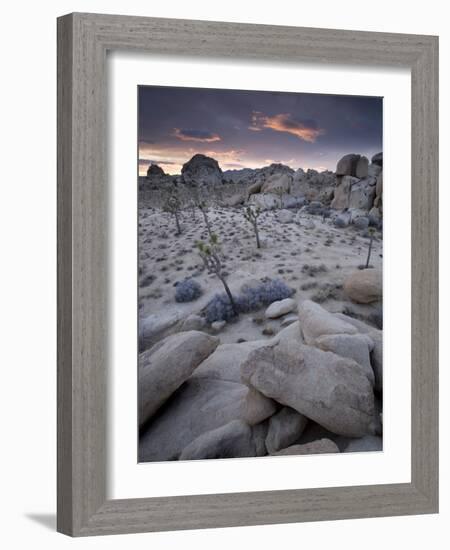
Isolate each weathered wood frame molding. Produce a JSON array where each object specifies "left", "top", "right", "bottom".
[{"left": 57, "top": 13, "right": 438, "bottom": 536}]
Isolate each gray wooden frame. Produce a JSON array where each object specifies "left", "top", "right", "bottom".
[{"left": 57, "top": 12, "right": 439, "bottom": 537}]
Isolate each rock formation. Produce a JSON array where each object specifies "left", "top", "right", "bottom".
[
  {"left": 343, "top": 269, "right": 383, "bottom": 304},
  {"left": 336, "top": 154, "right": 369, "bottom": 178},
  {"left": 139, "top": 330, "right": 219, "bottom": 427},
  {"left": 139, "top": 299, "right": 383, "bottom": 461},
  {"left": 146, "top": 163, "right": 165, "bottom": 178},
  {"left": 181, "top": 153, "right": 223, "bottom": 186},
  {"left": 273, "top": 439, "right": 339, "bottom": 456},
  {"left": 331, "top": 152, "right": 383, "bottom": 223},
  {"left": 140, "top": 162, "right": 176, "bottom": 190}
]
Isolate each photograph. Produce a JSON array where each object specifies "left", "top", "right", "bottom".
[
  {"left": 1, "top": 0, "right": 442, "bottom": 542},
  {"left": 137, "top": 85, "right": 383, "bottom": 462}
]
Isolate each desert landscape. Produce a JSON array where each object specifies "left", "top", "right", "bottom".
[{"left": 138, "top": 150, "right": 383, "bottom": 462}]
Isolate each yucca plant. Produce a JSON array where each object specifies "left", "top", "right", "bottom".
[
  {"left": 163, "top": 192, "right": 182, "bottom": 235},
  {"left": 196, "top": 199, "right": 214, "bottom": 239},
  {"left": 243, "top": 205, "right": 262, "bottom": 248},
  {"left": 365, "top": 227, "right": 376, "bottom": 268},
  {"left": 197, "top": 233, "right": 237, "bottom": 314}
]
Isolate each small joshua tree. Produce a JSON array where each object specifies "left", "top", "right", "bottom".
[
  {"left": 163, "top": 192, "right": 182, "bottom": 235},
  {"left": 197, "top": 233, "right": 237, "bottom": 315},
  {"left": 243, "top": 205, "right": 262, "bottom": 248},
  {"left": 365, "top": 227, "right": 376, "bottom": 268},
  {"left": 196, "top": 199, "right": 214, "bottom": 239}
]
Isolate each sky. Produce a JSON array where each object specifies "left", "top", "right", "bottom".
[{"left": 138, "top": 86, "right": 382, "bottom": 176}]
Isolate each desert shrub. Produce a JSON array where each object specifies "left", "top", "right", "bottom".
[
  {"left": 237, "top": 279, "right": 294, "bottom": 313},
  {"left": 300, "top": 281, "right": 318, "bottom": 291},
  {"left": 204, "top": 279, "right": 294, "bottom": 323},
  {"left": 311, "top": 283, "right": 340, "bottom": 303},
  {"left": 301, "top": 263, "right": 328, "bottom": 277},
  {"left": 175, "top": 278, "right": 203, "bottom": 303},
  {"left": 205, "top": 293, "right": 237, "bottom": 323},
  {"left": 140, "top": 273, "right": 156, "bottom": 287}
]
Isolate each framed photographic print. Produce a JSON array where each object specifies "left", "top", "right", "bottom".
[{"left": 57, "top": 13, "right": 438, "bottom": 536}]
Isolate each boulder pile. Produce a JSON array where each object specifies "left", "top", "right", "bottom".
[
  {"left": 140, "top": 152, "right": 383, "bottom": 230},
  {"left": 139, "top": 299, "right": 383, "bottom": 461},
  {"left": 331, "top": 152, "right": 383, "bottom": 227}
]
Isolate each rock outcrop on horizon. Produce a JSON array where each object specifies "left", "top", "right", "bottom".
[
  {"left": 331, "top": 152, "right": 383, "bottom": 226},
  {"left": 142, "top": 162, "right": 177, "bottom": 190},
  {"left": 181, "top": 153, "right": 224, "bottom": 187},
  {"left": 336, "top": 154, "right": 369, "bottom": 179},
  {"left": 147, "top": 163, "right": 165, "bottom": 178},
  {"left": 140, "top": 152, "right": 383, "bottom": 228},
  {"left": 224, "top": 162, "right": 294, "bottom": 186}
]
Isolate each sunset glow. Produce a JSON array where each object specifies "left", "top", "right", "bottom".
[{"left": 138, "top": 86, "right": 382, "bottom": 176}]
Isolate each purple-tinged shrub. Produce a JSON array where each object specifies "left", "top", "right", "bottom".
[
  {"left": 204, "top": 279, "right": 294, "bottom": 323},
  {"left": 252, "top": 279, "right": 294, "bottom": 305},
  {"left": 175, "top": 278, "right": 203, "bottom": 303},
  {"left": 205, "top": 293, "right": 237, "bottom": 323}
]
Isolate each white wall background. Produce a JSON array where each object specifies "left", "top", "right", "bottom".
[{"left": 0, "top": 1, "right": 447, "bottom": 548}]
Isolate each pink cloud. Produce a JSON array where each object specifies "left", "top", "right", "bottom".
[
  {"left": 173, "top": 128, "right": 221, "bottom": 143},
  {"left": 249, "top": 112, "right": 325, "bottom": 143}
]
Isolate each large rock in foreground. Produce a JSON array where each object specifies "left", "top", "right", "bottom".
[
  {"left": 273, "top": 438, "right": 339, "bottom": 456},
  {"left": 241, "top": 339, "right": 376, "bottom": 437},
  {"left": 297, "top": 300, "right": 358, "bottom": 345},
  {"left": 139, "top": 310, "right": 184, "bottom": 351},
  {"left": 265, "top": 407, "right": 308, "bottom": 454},
  {"left": 139, "top": 330, "right": 219, "bottom": 427},
  {"left": 314, "top": 333, "right": 375, "bottom": 386},
  {"left": 265, "top": 298, "right": 296, "bottom": 319},
  {"left": 179, "top": 420, "right": 267, "bottom": 460},
  {"left": 139, "top": 376, "right": 276, "bottom": 461},
  {"left": 344, "top": 269, "right": 382, "bottom": 304},
  {"left": 192, "top": 340, "right": 270, "bottom": 383},
  {"left": 334, "top": 313, "right": 383, "bottom": 392},
  {"left": 181, "top": 153, "right": 223, "bottom": 186},
  {"left": 344, "top": 435, "right": 382, "bottom": 453}
]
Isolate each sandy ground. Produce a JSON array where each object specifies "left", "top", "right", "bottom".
[{"left": 138, "top": 202, "right": 382, "bottom": 347}]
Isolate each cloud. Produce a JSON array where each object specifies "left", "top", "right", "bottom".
[
  {"left": 204, "top": 149, "right": 244, "bottom": 165},
  {"left": 248, "top": 112, "right": 325, "bottom": 143},
  {"left": 139, "top": 158, "right": 176, "bottom": 166},
  {"left": 173, "top": 128, "right": 221, "bottom": 142}
]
